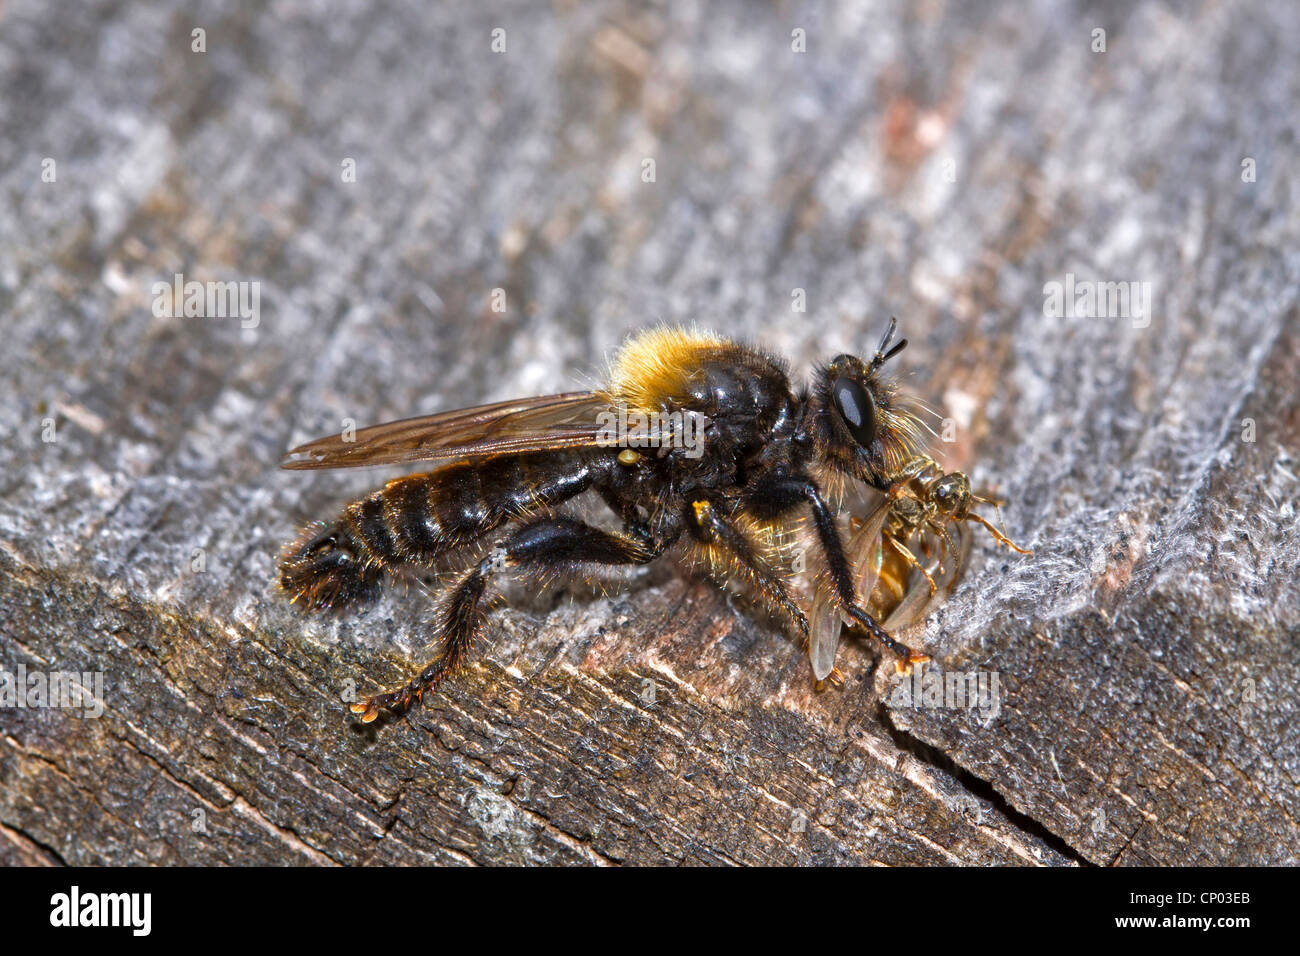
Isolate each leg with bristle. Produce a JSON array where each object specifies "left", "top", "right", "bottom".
[
  {"left": 688, "top": 498, "right": 809, "bottom": 638},
  {"left": 744, "top": 474, "right": 927, "bottom": 669},
  {"left": 350, "top": 563, "right": 488, "bottom": 723},
  {"left": 350, "top": 516, "right": 669, "bottom": 722}
]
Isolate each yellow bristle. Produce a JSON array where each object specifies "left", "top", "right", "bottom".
[{"left": 607, "top": 326, "right": 728, "bottom": 411}]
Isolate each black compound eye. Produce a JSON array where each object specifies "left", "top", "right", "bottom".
[
  {"left": 934, "top": 474, "right": 969, "bottom": 512},
  {"left": 831, "top": 377, "right": 876, "bottom": 446}
]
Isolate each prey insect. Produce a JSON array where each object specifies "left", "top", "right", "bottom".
[
  {"left": 807, "top": 457, "right": 1030, "bottom": 684},
  {"left": 277, "top": 320, "right": 1023, "bottom": 722}
]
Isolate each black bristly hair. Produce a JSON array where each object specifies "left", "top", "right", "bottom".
[{"left": 805, "top": 318, "right": 930, "bottom": 491}]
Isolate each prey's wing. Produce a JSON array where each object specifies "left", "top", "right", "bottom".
[
  {"left": 281, "top": 390, "right": 616, "bottom": 470},
  {"left": 882, "top": 520, "right": 972, "bottom": 632},
  {"left": 808, "top": 492, "right": 893, "bottom": 681}
]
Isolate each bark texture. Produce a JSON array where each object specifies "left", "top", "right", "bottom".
[{"left": 1, "top": 0, "right": 1297, "bottom": 865}]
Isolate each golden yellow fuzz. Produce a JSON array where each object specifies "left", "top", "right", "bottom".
[
  {"left": 687, "top": 510, "right": 799, "bottom": 584},
  {"left": 607, "top": 326, "right": 728, "bottom": 411}
]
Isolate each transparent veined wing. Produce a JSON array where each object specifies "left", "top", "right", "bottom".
[{"left": 280, "top": 391, "right": 617, "bottom": 470}]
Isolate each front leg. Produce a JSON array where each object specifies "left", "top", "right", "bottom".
[{"left": 744, "top": 475, "right": 929, "bottom": 670}]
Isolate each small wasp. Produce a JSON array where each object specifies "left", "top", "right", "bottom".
[
  {"left": 278, "top": 320, "right": 1026, "bottom": 722},
  {"left": 807, "top": 457, "right": 1030, "bottom": 683}
]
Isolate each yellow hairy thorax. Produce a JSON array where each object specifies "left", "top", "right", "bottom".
[{"left": 606, "top": 326, "right": 729, "bottom": 412}]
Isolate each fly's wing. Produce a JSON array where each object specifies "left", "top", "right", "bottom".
[
  {"left": 807, "top": 492, "right": 892, "bottom": 682},
  {"left": 807, "top": 586, "right": 842, "bottom": 683},
  {"left": 281, "top": 391, "right": 616, "bottom": 470},
  {"left": 848, "top": 494, "right": 892, "bottom": 602},
  {"left": 882, "top": 520, "right": 973, "bottom": 632}
]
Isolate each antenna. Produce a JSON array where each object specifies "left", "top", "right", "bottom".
[{"left": 870, "top": 317, "right": 908, "bottom": 370}]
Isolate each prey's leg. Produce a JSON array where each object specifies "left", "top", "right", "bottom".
[
  {"left": 887, "top": 534, "right": 938, "bottom": 595},
  {"left": 965, "top": 510, "right": 1032, "bottom": 553},
  {"left": 967, "top": 491, "right": 1032, "bottom": 554}
]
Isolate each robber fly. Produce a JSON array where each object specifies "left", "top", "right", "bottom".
[
  {"left": 279, "top": 320, "right": 1017, "bottom": 722},
  {"left": 807, "top": 457, "right": 1030, "bottom": 684}
]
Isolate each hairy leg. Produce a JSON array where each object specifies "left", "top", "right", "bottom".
[
  {"left": 744, "top": 475, "right": 928, "bottom": 669},
  {"left": 352, "top": 515, "right": 671, "bottom": 722},
  {"left": 686, "top": 498, "right": 809, "bottom": 637}
]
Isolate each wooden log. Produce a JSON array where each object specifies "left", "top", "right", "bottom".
[{"left": 1, "top": 0, "right": 1296, "bottom": 865}]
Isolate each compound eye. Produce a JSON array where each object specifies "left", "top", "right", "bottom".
[
  {"left": 934, "top": 474, "right": 969, "bottom": 513},
  {"left": 831, "top": 377, "right": 876, "bottom": 447}
]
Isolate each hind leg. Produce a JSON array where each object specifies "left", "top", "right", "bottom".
[{"left": 351, "top": 515, "right": 671, "bottom": 722}]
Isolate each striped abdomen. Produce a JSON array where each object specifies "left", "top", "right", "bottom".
[{"left": 279, "top": 453, "right": 601, "bottom": 610}]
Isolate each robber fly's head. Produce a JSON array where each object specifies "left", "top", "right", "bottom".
[{"left": 810, "top": 318, "right": 929, "bottom": 489}]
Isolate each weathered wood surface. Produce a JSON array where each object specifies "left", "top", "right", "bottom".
[{"left": 1, "top": 0, "right": 1297, "bottom": 866}]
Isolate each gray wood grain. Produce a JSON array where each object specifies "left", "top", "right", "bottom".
[{"left": 1, "top": 0, "right": 1296, "bottom": 865}]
